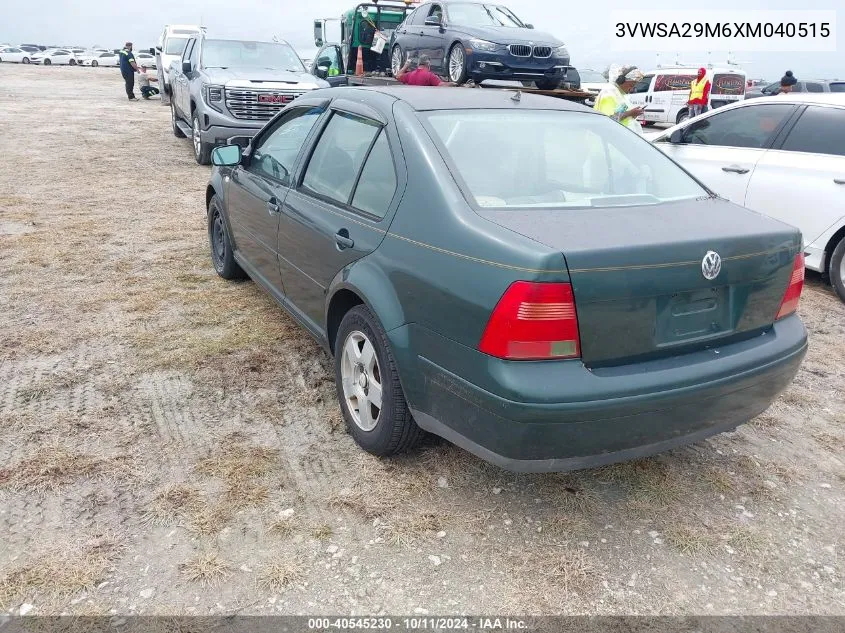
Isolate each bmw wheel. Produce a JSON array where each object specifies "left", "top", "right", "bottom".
[
  {"left": 335, "top": 305, "right": 423, "bottom": 457},
  {"left": 192, "top": 112, "right": 212, "bottom": 165},
  {"left": 208, "top": 194, "right": 245, "bottom": 280},
  {"left": 448, "top": 43, "right": 468, "bottom": 85},
  {"left": 390, "top": 45, "right": 404, "bottom": 77}
]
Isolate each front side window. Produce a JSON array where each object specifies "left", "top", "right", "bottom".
[
  {"left": 781, "top": 106, "right": 845, "bottom": 157},
  {"left": 188, "top": 40, "right": 200, "bottom": 67},
  {"left": 302, "top": 112, "right": 381, "bottom": 205},
  {"left": 201, "top": 40, "right": 305, "bottom": 72},
  {"left": 251, "top": 107, "right": 324, "bottom": 185},
  {"left": 829, "top": 82, "right": 845, "bottom": 93},
  {"left": 681, "top": 104, "right": 794, "bottom": 149},
  {"left": 805, "top": 82, "right": 824, "bottom": 93},
  {"left": 629, "top": 75, "right": 653, "bottom": 94},
  {"left": 425, "top": 110, "right": 707, "bottom": 209}
]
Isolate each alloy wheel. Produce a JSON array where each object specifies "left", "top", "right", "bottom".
[
  {"left": 391, "top": 46, "right": 403, "bottom": 76},
  {"left": 449, "top": 46, "right": 464, "bottom": 83},
  {"left": 192, "top": 117, "right": 201, "bottom": 159},
  {"left": 839, "top": 254, "right": 845, "bottom": 292},
  {"left": 340, "top": 330, "right": 383, "bottom": 432}
]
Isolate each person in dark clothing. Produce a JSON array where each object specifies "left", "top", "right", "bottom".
[
  {"left": 119, "top": 41, "right": 139, "bottom": 100},
  {"left": 773, "top": 70, "right": 797, "bottom": 95}
]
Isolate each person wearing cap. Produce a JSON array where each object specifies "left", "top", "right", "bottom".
[
  {"left": 773, "top": 71, "right": 797, "bottom": 95},
  {"left": 119, "top": 41, "right": 139, "bottom": 101},
  {"left": 687, "top": 67, "right": 711, "bottom": 118},
  {"left": 395, "top": 55, "right": 453, "bottom": 86},
  {"left": 593, "top": 66, "right": 644, "bottom": 134}
]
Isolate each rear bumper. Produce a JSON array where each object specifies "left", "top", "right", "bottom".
[{"left": 395, "top": 315, "right": 807, "bottom": 472}]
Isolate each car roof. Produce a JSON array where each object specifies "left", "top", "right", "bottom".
[
  {"left": 750, "top": 93, "right": 845, "bottom": 106},
  {"left": 320, "top": 86, "right": 596, "bottom": 113}
]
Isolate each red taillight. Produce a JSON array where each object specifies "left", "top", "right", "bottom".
[
  {"left": 479, "top": 281, "right": 581, "bottom": 360},
  {"left": 776, "top": 253, "right": 805, "bottom": 320}
]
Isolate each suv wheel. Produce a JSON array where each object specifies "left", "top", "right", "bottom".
[
  {"left": 335, "top": 306, "right": 423, "bottom": 457},
  {"left": 171, "top": 101, "right": 185, "bottom": 138},
  {"left": 208, "top": 195, "right": 246, "bottom": 280},
  {"left": 192, "top": 112, "right": 212, "bottom": 165},
  {"left": 448, "top": 43, "right": 468, "bottom": 85},
  {"left": 830, "top": 236, "right": 845, "bottom": 303}
]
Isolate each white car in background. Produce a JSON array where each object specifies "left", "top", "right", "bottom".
[
  {"left": 29, "top": 49, "right": 78, "bottom": 65},
  {"left": 653, "top": 94, "right": 845, "bottom": 302},
  {"left": 79, "top": 51, "right": 120, "bottom": 67},
  {"left": 135, "top": 51, "right": 157, "bottom": 69},
  {"left": 0, "top": 46, "right": 34, "bottom": 63}
]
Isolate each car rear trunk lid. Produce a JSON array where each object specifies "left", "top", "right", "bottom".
[{"left": 477, "top": 198, "right": 802, "bottom": 366}]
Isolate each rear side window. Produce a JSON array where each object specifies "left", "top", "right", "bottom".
[
  {"left": 712, "top": 74, "right": 746, "bottom": 95},
  {"left": 806, "top": 82, "right": 825, "bottom": 93},
  {"left": 629, "top": 75, "right": 652, "bottom": 94},
  {"left": 830, "top": 82, "right": 845, "bottom": 93},
  {"left": 351, "top": 132, "right": 397, "bottom": 218},
  {"left": 302, "top": 112, "right": 380, "bottom": 205},
  {"left": 780, "top": 106, "right": 845, "bottom": 157},
  {"left": 682, "top": 104, "right": 794, "bottom": 149}
]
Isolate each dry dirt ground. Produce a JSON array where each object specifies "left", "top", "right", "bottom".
[{"left": 0, "top": 65, "right": 843, "bottom": 617}]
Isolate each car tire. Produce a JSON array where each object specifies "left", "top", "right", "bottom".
[
  {"left": 208, "top": 195, "right": 246, "bottom": 280},
  {"left": 335, "top": 305, "right": 424, "bottom": 457},
  {"left": 447, "top": 42, "right": 468, "bottom": 85},
  {"left": 171, "top": 101, "right": 186, "bottom": 138},
  {"left": 192, "top": 112, "right": 212, "bottom": 165},
  {"left": 534, "top": 78, "right": 561, "bottom": 90},
  {"left": 390, "top": 44, "right": 404, "bottom": 77},
  {"left": 92, "top": 60, "right": 98, "bottom": 67},
  {"left": 830, "top": 236, "right": 845, "bottom": 304},
  {"left": 676, "top": 109, "right": 690, "bottom": 124},
  {"left": 69, "top": 59, "right": 76, "bottom": 66},
  {"left": 43, "top": 58, "right": 51, "bottom": 65},
  {"left": 23, "top": 57, "right": 30, "bottom": 64}
]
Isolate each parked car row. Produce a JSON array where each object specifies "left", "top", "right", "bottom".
[{"left": 0, "top": 45, "right": 157, "bottom": 67}]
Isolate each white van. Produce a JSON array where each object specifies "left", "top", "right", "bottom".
[
  {"left": 627, "top": 66, "right": 747, "bottom": 125},
  {"left": 154, "top": 24, "right": 206, "bottom": 95}
]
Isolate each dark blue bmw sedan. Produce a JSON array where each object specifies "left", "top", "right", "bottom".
[{"left": 389, "top": 1, "right": 570, "bottom": 89}]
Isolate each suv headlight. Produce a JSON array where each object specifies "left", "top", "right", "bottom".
[
  {"left": 203, "top": 84, "right": 224, "bottom": 110},
  {"left": 469, "top": 38, "right": 501, "bottom": 52},
  {"left": 554, "top": 45, "right": 568, "bottom": 58}
]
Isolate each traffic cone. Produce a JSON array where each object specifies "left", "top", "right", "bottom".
[{"left": 355, "top": 45, "right": 364, "bottom": 76}]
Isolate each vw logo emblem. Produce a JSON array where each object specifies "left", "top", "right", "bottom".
[{"left": 702, "top": 251, "right": 722, "bottom": 280}]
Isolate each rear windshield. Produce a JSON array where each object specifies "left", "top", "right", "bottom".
[
  {"left": 202, "top": 40, "right": 305, "bottom": 72},
  {"left": 713, "top": 73, "right": 746, "bottom": 95},
  {"left": 423, "top": 110, "right": 707, "bottom": 209},
  {"left": 164, "top": 38, "right": 189, "bottom": 55}
]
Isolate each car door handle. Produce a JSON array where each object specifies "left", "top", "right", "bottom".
[
  {"left": 267, "top": 198, "right": 281, "bottom": 215},
  {"left": 834, "top": 178, "right": 845, "bottom": 185},
  {"left": 722, "top": 165, "right": 750, "bottom": 174},
  {"left": 335, "top": 229, "right": 354, "bottom": 250}
]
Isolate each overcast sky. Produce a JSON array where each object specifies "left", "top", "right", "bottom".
[{"left": 1, "top": 0, "right": 840, "bottom": 81}]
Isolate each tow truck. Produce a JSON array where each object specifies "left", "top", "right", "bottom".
[{"left": 309, "top": 0, "right": 591, "bottom": 103}]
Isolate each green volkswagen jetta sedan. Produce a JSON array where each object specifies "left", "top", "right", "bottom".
[{"left": 204, "top": 86, "right": 807, "bottom": 472}]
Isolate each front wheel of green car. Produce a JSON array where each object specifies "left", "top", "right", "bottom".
[{"left": 335, "top": 305, "right": 423, "bottom": 457}]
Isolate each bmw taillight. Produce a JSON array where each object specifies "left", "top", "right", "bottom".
[
  {"left": 479, "top": 281, "right": 581, "bottom": 360},
  {"left": 776, "top": 253, "right": 805, "bottom": 320}
]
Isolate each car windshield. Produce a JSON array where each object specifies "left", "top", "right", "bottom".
[
  {"left": 446, "top": 3, "right": 524, "bottom": 27},
  {"left": 580, "top": 71, "right": 605, "bottom": 83},
  {"left": 424, "top": 109, "right": 707, "bottom": 209},
  {"left": 201, "top": 40, "right": 305, "bottom": 71},
  {"left": 164, "top": 37, "right": 189, "bottom": 55}
]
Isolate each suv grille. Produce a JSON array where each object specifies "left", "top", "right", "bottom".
[
  {"left": 533, "top": 46, "right": 552, "bottom": 58},
  {"left": 508, "top": 44, "right": 531, "bottom": 57},
  {"left": 225, "top": 88, "right": 307, "bottom": 121}
]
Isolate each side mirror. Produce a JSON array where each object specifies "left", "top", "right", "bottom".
[
  {"left": 212, "top": 145, "right": 242, "bottom": 166},
  {"left": 316, "top": 65, "right": 329, "bottom": 79},
  {"left": 525, "top": 23, "right": 535, "bottom": 29},
  {"left": 669, "top": 129, "right": 684, "bottom": 144},
  {"left": 424, "top": 15, "right": 442, "bottom": 26},
  {"left": 182, "top": 60, "right": 192, "bottom": 74}
]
